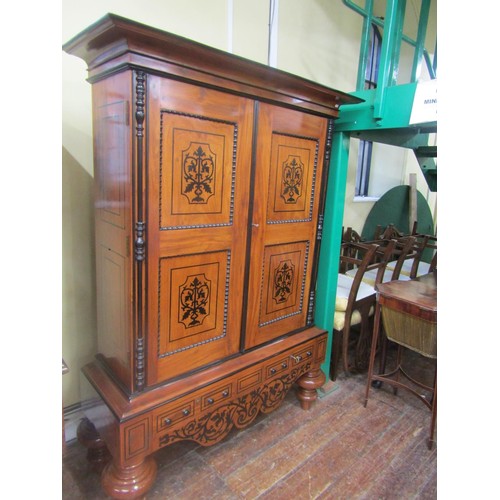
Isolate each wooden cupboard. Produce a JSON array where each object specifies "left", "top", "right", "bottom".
[{"left": 63, "top": 14, "right": 359, "bottom": 498}]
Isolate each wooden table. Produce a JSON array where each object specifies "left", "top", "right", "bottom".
[{"left": 364, "top": 272, "right": 437, "bottom": 449}]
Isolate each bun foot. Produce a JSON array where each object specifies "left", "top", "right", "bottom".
[
  {"left": 296, "top": 368, "right": 326, "bottom": 410},
  {"left": 77, "top": 417, "right": 111, "bottom": 473},
  {"left": 102, "top": 456, "right": 157, "bottom": 499}
]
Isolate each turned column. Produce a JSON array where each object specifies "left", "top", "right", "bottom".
[
  {"left": 101, "top": 456, "right": 157, "bottom": 500},
  {"left": 296, "top": 367, "right": 326, "bottom": 410}
]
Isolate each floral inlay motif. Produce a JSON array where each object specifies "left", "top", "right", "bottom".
[
  {"left": 179, "top": 274, "right": 211, "bottom": 328},
  {"left": 182, "top": 143, "right": 216, "bottom": 203}
]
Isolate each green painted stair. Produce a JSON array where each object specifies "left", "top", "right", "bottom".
[
  {"left": 414, "top": 145, "right": 437, "bottom": 192},
  {"left": 336, "top": 83, "right": 437, "bottom": 192}
]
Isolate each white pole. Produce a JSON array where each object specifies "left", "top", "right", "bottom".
[
  {"left": 227, "top": 0, "right": 234, "bottom": 53},
  {"left": 268, "top": 0, "right": 279, "bottom": 67}
]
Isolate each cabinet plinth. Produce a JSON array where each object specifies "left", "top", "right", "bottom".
[{"left": 64, "top": 13, "right": 359, "bottom": 498}]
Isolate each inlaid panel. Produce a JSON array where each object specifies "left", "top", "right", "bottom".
[
  {"left": 159, "top": 111, "right": 237, "bottom": 230},
  {"left": 95, "top": 100, "right": 129, "bottom": 229},
  {"left": 123, "top": 417, "right": 151, "bottom": 460},
  {"left": 157, "top": 250, "right": 230, "bottom": 358},
  {"left": 96, "top": 244, "right": 130, "bottom": 383},
  {"left": 259, "top": 241, "right": 309, "bottom": 327},
  {"left": 267, "top": 133, "right": 319, "bottom": 224}
]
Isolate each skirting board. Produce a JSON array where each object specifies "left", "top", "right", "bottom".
[{"left": 63, "top": 398, "right": 101, "bottom": 443}]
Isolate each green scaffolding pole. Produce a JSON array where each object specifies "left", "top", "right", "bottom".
[{"left": 316, "top": 131, "right": 350, "bottom": 380}]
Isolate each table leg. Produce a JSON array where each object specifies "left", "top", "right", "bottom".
[
  {"left": 428, "top": 371, "right": 437, "bottom": 449},
  {"left": 364, "top": 302, "right": 382, "bottom": 407}
]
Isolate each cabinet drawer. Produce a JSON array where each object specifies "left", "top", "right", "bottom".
[
  {"left": 290, "top": 343, "right": 315, "bottom": 366},
  {"left": 155, "top": 399, "right": 195, "bottom": 431},
  {"left": 151, "top": 328, "right": 327, "bottom": 452},
  {"left": 265, "top": 356, "right": 290, "bottom": 379},
  {"left": 199, "top": 383, "right": 232, "bottom": 411}
]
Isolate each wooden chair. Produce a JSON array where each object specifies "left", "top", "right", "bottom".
[
  {"left": 411, "top": 230, "right": 437, "bottom": 274},
  {"left": 372, "top": 223, "right": 405, "bottom": 241},
  {"left": 342, "top": 226, "right": 364, "bottom": 244},
  {"left": 375, "top": 224, "right": 437, "bottom": 278},
  {"left": 385, "top": 233, "right": 437, "bottom": 278},
  {"left": 331, "top": 240, "right": 395, "bottom": 380},
  {"left": 385, "top": 235, "right": 419, "bottom": 280},
  {"left": 339, "top": 227, "right": 364, "bottom": 273},
  {"left": 346, "top": 235, "right": 417, "bottom": 286}
]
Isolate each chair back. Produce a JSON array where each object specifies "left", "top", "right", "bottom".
[{"left": 389, "top": 236, "right": 418, "bottom": 280}]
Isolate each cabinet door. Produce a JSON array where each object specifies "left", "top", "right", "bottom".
[
  {"left": 244, "top": 103, "right": 328, "bottom": 349},
  {"left": 146, "top": 76, "right": 254, "bottom": 385}
]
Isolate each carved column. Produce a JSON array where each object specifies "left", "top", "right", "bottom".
[{"left": 101, "top": 457, "right": 157, "bottom": 500}]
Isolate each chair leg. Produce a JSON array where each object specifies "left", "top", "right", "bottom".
[
  {"left": 342, "top": 322, "right": 352, "bottom": 375},
  {"left": 364, "top": 303, "right": 382, "bottom": 407},
  {"left": 355, "top": 313, "right": 372, "bottom": 372},
  {"left": 371, "top": 328, "right": 387, "bottom": 389},
  {"left": 331, "top": 328, "right": 342, "bottom": 381}
]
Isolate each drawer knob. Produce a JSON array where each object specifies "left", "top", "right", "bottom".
[
  {"left": 182, "top": 409, "right": 190, "bottom": 416},
  {"left": 306, "top": 351, "right": 312, "bottom": 357},
  {"left": 207, "top": 398, "right": 214, "bottom": 404},
  {"left": 281, "top": 362, "right": 288, "bottom": 369},
  {"left": 164, "top": 418, "right": 172, "bottom": 426},
  {"left": 222, "top": 390, "right": 229, "bottom": 398},
  {"left": 270, "top": 368, "right": 277, "bottom": 375}
]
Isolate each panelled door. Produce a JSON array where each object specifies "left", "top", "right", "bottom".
[
  {"left": 244, "top": 103, "right": 328, "bottom": 349},
  {"left": 146, "top": 76, "right": 254, "bottom": 385}
]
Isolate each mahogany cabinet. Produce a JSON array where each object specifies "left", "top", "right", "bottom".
[{"left": 64, "top": 14, "right": 359, "bottom": 498}]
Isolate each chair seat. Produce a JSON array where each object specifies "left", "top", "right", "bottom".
[
  {"left": 333, "top": 306, "right": 375, "bottom": 331},
  {"left": 335, "top": 273, "right": 375, "bottom": 311},
  {"left": 334, "top": 274, "right": 376, "bottom": 331}
]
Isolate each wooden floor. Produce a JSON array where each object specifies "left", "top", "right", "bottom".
[{"left": 62, "top": 350, "right": 436, "bottom": 499}]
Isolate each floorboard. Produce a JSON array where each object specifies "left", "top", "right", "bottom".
[{"left": 62, "top": 349, "right": 437, "bottom": 499}]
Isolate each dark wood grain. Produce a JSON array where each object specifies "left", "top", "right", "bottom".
[{"left": 62, "top": 13, "right": 361, "bottom": 117}]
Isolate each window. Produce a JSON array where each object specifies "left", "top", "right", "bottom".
[{"left": 355, "top": 24, "right": 381, "bottom": 197}]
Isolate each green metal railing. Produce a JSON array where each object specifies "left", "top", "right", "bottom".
[
  {"left": 315, "top": 0, "right": 437, "bottom": 380},
  {"left": 344, "top": 0, "right": 435, "bottom": 91},
  {"left": 337, "top": 0, "right": 436, "bottom": 128}
]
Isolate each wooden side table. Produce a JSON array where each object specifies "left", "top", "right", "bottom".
[{"left": 364, "top": 273, "right": 437, "bottom": 449}]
